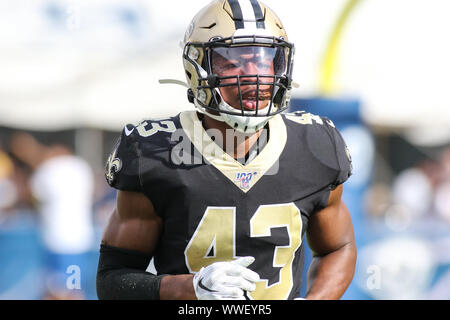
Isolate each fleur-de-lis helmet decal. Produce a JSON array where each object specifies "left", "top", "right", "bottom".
[{"left": 106, "top": 145, "right": 122, "bottom": 184}]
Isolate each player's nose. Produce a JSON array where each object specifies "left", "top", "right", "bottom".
[
  {"left": 243, "top": 62, "right": 259, "bottom": 75},
  {"left": 240, "top": 62, "right": 259, "bottom": 84}
]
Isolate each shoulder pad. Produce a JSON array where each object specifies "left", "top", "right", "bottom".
[
  {"left": 285, "top": 111, "right": 352, "bottom": 187},
  {"left": 321, "top": 116, "right": 353, "bottom": 187},
  {"left": 133, "top": 118, "right": 177, "bottom": 139},
  {"left": 105, "top": 124, "right": 141, "bottom": 191},
  {"left": 105, "top": 116, "right": 181, "bottom": 190},
  {"left": 285, "top": 111, "right": 334, "bottom": 127}
]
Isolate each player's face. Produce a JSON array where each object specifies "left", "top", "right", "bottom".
[{"left": 211, "top": 46, "right": 280, "bottom": 112}]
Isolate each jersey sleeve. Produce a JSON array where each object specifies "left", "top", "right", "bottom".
[
  {"left": 321, "top": 117, "right": 353, "bottom": 188},
  {"left": 105, "top": 124, "right": 142, "bottom": 192}
]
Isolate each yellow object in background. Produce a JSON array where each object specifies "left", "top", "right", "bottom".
[
  {"left": 320, "top": 0, "right": 363, "bottom": 95},
  {"left": 0, "top": 150, "right": 13, "bottom": 179}
]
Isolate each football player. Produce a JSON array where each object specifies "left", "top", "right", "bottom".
[{"left": 97, "top": 0, "right": 356, "bottom": 300}]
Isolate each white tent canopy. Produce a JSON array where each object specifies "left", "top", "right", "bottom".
[
  {"left": 0, "top": 47, "right": 191, "bottom": 131},
  {"left": 0, "top": 0, "right": 449, "bottom": 134}
]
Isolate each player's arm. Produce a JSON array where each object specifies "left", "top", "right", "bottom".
[
  {"left": 99, "top": 126, "right": 258, "bottom": 300},
  {"left": 96, "top": 190, "right": 196, "bottom": 300},
  {"left": 305, "top": 184, "right": 356, "bottom": 300}
]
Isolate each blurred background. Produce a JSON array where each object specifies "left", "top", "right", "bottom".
[{"left": 0, "top": 0, "right": 449, "bottom": 300}]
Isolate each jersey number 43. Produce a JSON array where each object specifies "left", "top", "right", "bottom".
[{"left": 184, "top": 203, "right": 303, "bottom": 300}]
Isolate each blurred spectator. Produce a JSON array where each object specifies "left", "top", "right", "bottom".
[
  {"left": 365, "top": 145, "right": 450, "bottom": 230},
  {"left": 392, "top": 165, "right": 433, "bottom": 218},
  {"left": 434, "top": 147, "right": 450, "bottom": 222},
  {"left": 0, "top": 149, "right": 18, "bottom": 219},
  {"left": 9, "top": 132, "right": 95, "bottom": 299},
  {"left": 387, "top": 164, "right": 434, "bottom": 231},
  {"left": 360, "top": 143, "right": 450, "bottom": 299},
  {"left": 389, "top": 147, "right": 450, "bottom": 226}
]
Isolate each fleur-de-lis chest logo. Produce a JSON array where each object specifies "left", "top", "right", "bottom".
[{"left": 106, "top": 147, "right": 122, "bottom": 184}]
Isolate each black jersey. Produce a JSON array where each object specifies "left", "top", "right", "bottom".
[{"left": 105, "top": 110, "right": 352, "bottom": 300}]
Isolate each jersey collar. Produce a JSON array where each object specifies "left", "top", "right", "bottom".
[{"left": 180, "top": 111, "right": 287, "bottom": 193}]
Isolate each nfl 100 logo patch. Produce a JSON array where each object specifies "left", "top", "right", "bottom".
[{"left": 235, "top": 172, "right": 258, "bottom": 189}]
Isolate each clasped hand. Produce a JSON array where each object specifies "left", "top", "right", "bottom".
[{"left": 193, "top": 256, "right": 260, "bottom": 300}]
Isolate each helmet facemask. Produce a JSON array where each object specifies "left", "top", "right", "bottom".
[{"left": 184, "top": 35, "right": 295, "bottom": 133}]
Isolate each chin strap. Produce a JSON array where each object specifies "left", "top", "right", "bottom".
[{"left": 158, "top": 79, "right": 189, "bottom": 88}]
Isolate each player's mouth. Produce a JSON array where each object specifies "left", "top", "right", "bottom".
[{"left": 241, "top": 90, "right": 271, "bottom": 111}]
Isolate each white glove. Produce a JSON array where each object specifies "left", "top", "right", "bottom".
[{"left": 193, "top": 256, "right": 260, "bottom": 300}]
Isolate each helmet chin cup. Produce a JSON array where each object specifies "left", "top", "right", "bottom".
[
  {"left": 194, "top": 91, "right": 270, "bottom": 134},
  {"left": 219, "top": 99, "right": 271, "bottom": 133}
]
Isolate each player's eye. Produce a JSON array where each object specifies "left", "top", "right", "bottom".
[
  {"left": 223, "top": 62, "right": 240, "bottom": 70},
  {"left": 256, "top": 61, "right": 272, "bottom": 70}
]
